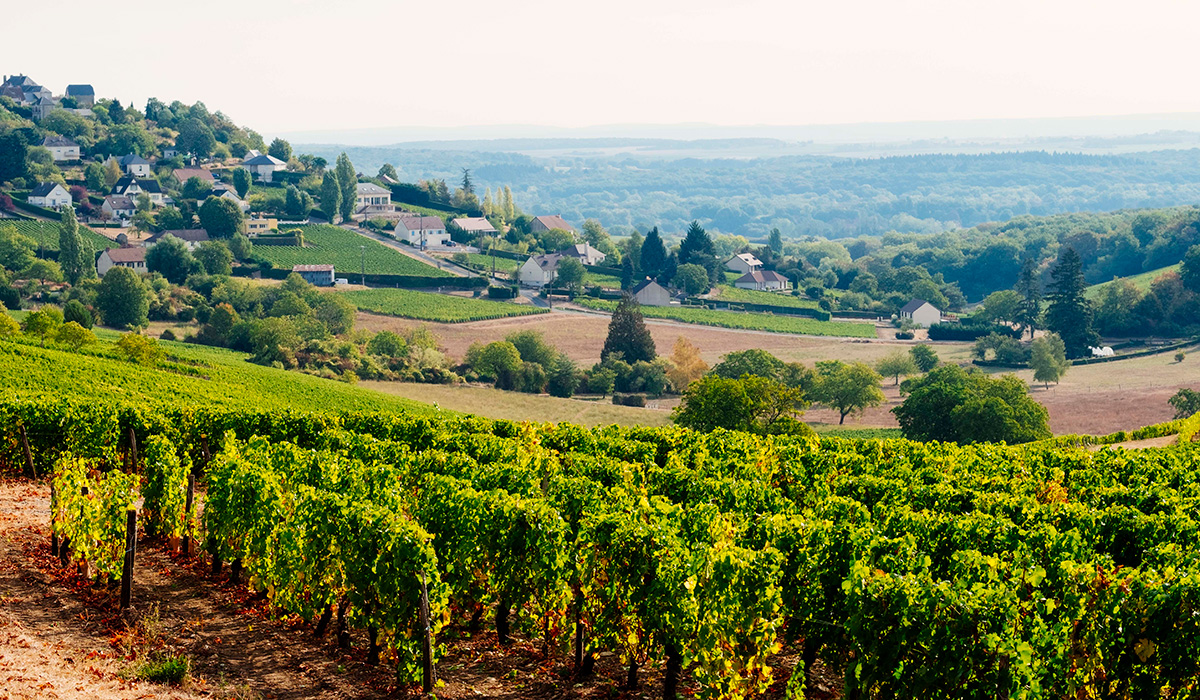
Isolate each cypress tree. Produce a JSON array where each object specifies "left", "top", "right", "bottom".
[
  {"left": 335, "top": 153, "right": 356, "bottom": 221},
  {"left": 602, "top": 294, "right": 656, "bottom": 364},
  {"left": 640, "top": 227, "right": 668, "bottom": 281},
  {"left": 58, "top": 205, "right": 90, "bottom": 284},
  {"left": 321, "top": 170, "right": 342, "bottom": 223},
  {"left": 1044, "top": 248, "right": 1098, "bottom": 358}
]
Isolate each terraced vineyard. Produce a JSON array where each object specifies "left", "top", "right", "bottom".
[
  {"left": 708, "top": 284, "right": 821, "bottom": 308},
  {"left": 3, "top": 219, "right": 114, "bottom": 253},
  {"left": 575, "top": 297, "right": 878, "bottom": 337},
  {"left": 339, "top": 288, "right": 547, "bottom": 322},
  {"left": 251, "top": 225, "right": 454, "bottom": 277}
]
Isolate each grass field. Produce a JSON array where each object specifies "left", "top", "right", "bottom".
[
  {"left": 708, "top": 285, "right": 820, "bottom": 309},
  {"left": 1086, "top": 264, "right": 1181, "bottom": 299},
  {"left": 573, "top": 298, "right": 878, "bottom": 338},
  {"left": 338, "top": 288, "right": 547, "bottom": 323},
  {"left": 252, "top": 224, "right": 454, "bottom": 277},
  {"left": 0, "top": 334, "right": 430, "bottom": 414},
  {"left": 4, "top": 220, "right": 114, "bottom": 253},
  {"left": 456, "top": 254, "right": 622, "bottom": 288}
]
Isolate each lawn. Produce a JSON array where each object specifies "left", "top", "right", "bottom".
[
  {"left": 708, "top": 285, "right": 820, "bottom": 309},
  {"left": 252, "top": 224, "right": 454, "bottom": 277},
  {"left": 4, "top": 220, "right": 114, "bottom": 253},
  {"left": 1085, "top": 264, "right": 1181, "bottom": 299},
  {"left": 573, "top": 298, "right": 878, "bottom": 338},
  {"left": 339, "top": 288, "right": 547, "bottom": 323}
]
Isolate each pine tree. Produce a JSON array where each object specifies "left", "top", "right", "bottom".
[
  {"left": 1015, "top": 258, "right": 1042, "bottom": 339},
  {"left": 602, "top": 294, "right": 656, "bottom": 364},
  {"left": 58, "top": 205, "right": 90, "bottom": 284},
  {"left": 621, "top": 257, "right": 634, "bottom": 291},
  {"left": 1044, "top": 248, "right": 1098, "bottom": 358},
  {"left": 335, "top": 153, "right": 356, "bottom": 221},
  {"left": 320, "top": 170, "right": 342, "bottom": 223},
  {"left": 678, "top": 220, "right": 714, "bottom": 265},
  {"left": 640, "top": 227, "right": 668, "bottom": 281}
]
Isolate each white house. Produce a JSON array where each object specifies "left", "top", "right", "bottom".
[
  {"left": 451, "top": 217, "right": 497, "bottom": 236},
  {"left": 110, "top": 154, "right": 152, "bottom": 178},
  {"left": 395, "top": 215, "right": 449, "bottom": 248},
  {"left": 530, "top": 214, "right": 574, "bottom": 233},
  {"left": 733, "top": 270, "right": 788, "bottom": 291},
  {"left": 145, "top": 229, "right": 210, "bottom": 250},
  {"left": 101, "top": 195, "right": 136, "bottom": 219},
  {"left": 212, "top": 188, "right": 249, "bottom": 211},
  {"left": 27, "top": 182, "right": 72, "bottom": 209},
  {"left": 41, "top": 135, "right": 80, "bottom": 161},
  {"left": 112, "top": 176, "right": 165, "bottom": 205},
  {"left": 633, "top": 278, "right": 671, "bottom": 306},
  {"left": 242, "top": 154, "right": 286, "bottom": 182},
  {"left": 559, "top": 243, "right": 607, "bottom": 266},
  {"left": 725, "top": 253, "right": 763, "bottom": 274},
  {"left": 96, "top": 246, "right": 146, "bottom": 276},
  {"left": 292, "top": 264, "right": 336, "bottom": 287},
  {"left": 355, "top": 182, "right": 391, "bottom": 210},
  {"left": 899, "top": 299, "right": 942, "bottom": 328},
  {"left": 518, "top": 254, "right": 562, "bottom": 287}
]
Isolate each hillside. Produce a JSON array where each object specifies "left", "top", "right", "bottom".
[
  {"left": 251, "top": 224, "right": 454, "bottom": 278},
  {"left": 0, "top": 336, "right": 430, "bottom": 414},
  {"left": 1086, "top": 263, "right": 1182, "bottom": 299}
]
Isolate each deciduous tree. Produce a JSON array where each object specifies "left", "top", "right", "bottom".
[
  {"left": 910, "top": 344, "right": 939, "bottom": 372},
  {"left": 198, "top": 196, "right": 245, "bottom": 238},
  {"left": 876, "top": 350, "right": 918, "bottom": 385},
  {"left": 666, "top": 336, "right": 708, "bottom": 390},
  {"left": 1030, "top": 332, "right": 1069, "bottom": 389},
  {"left": 335, "top": 153, "right": 356, "bottom": 221},
  {"left": 96, "top": 266, "right": 149, "bottom": 328},
  {"left": 268, "top": 138, "right": 292, "bottom": 163},
  {"left": 810, "top": 360, "right": 885, "bottom": 424},
  {"left": 232, "top": 167, "right": 252, "bottom": 199}
]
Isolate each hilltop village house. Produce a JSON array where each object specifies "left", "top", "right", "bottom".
[{"left": 27, "top": 182, "right": 71, "bottom": 209}]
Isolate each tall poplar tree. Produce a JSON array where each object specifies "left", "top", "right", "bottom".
[
  {"left": 602, "top": 294, "right": 656, "bottom": 364},
  {"left": 335, "top": 153, "right": 356, "bottom": 221},
  {"left": 1015, "top": 258, "right": 1041, "bottom": 339},
  {"left": 320, "top": 170, "right": 342, "bottom": 223},
  {"left": 1044, "top": 248, "right": 1098, "bottom": 358},
  {"left": 58, "top": 205, "right": 92, "bottom": 284},
  {"left": 503, "top": 186, "right": 515, "bottom": 220}
]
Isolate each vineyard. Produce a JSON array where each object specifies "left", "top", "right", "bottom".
[
  {"left": 3, "top": 219, "right": 114, "bottom": 253},
  {"left": 574, "top": 298, "right": 878, "bottom": 338},
  {"left": 339, "top": 288, "right": 547, "bottom": 323},
  {"left": 9, "top": 396, "right": 1200, "bottom": 698},
  {"left": 708, "top": 286, "right": 821, "bottom": 309},
  {"left": 250, "top": 225, "right": 455, "bottom": 277}
]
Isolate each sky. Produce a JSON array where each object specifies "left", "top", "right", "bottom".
[{"left": 7, "top": 0, "right": 1200, "bottom": 141}]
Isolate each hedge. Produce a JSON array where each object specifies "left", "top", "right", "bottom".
[
  {"left": 927, "top": 322, "right": 1021, "bottom": 341},
  {"left": 10, "top": 197, "right": 63, "bottom": 221},
  {"left": 233, "top": 265, "right": 487, "bottom": 289},
  {"left": 486, "top": 286, "right": 519, "bottom": 299},
  {"left": 973, "top": 337, "right": 1199, "bottom": 369}
]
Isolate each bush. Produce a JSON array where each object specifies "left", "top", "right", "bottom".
[
  {"left": 895, "top": 331, "right": 915, "bottom": 340},
  {"left": 928, "top": 322, "right": 1021, "bottom": 341},
  {"left": 160, "top": 329, "right": 176, "bottom": 341},
  {"left": 487, "top": 285, "right": 519, "bottom": 299},
  {"left": 612, "top": 393, "right": 647, "bottom": 407}
]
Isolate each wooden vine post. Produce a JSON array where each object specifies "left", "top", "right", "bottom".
[
  {"left": 50, "top": 482, "right": 58, "bottom": 557},
  {"left": 19, "top": 425, "right": 35, "bottom": 479},
  {"left": 182, "top": 474, "right": 195, "bottom": 556},
  {"left": 120, "top": 508, "right": 137, "bottom": 609},
  {"left": 420, "top": 570, "right": 435, "bottom": 694}
]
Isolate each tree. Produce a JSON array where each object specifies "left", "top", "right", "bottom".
[
  {"left": 893, "top": 364, "right": 1050, "bottom": 444},
  {"left": 314, "top": 294, "right": 356, "bottom": 335},
  {"left": 712, "top": 349, "right": 786, "bottom": 381},
  {"left": 768, "top": 228, "right": 783, "bottom": 254},
  {"left": 1168, "top": 388, "right": 1200, "bottom": 420},
  {"left": 321, "top": 170, "right": 342, "bottom": 222},
  {"left": 284, "top": 185, "right": 306, "bottom": 218},
  {"left": 55, "top": 321, "right": 96, "bottom": 350},
  {"left": 640, "top": 227, "right": 668, "bottom": 280},
  {"left": 181, "top": 176, "right": 212, "bottom": 201},
  {"left": 556, "top": 257, "right": 586, "bottom": 291},
  {"left": 146, "top": 234, "right": 199, "bottom": 284},
  {"left": 810, "top": 361, "right": 885, "bottom": 424},
  {"left": 460, "top": 168, "right": 474, "bottom": 196},
  {"left": 378, "top": 163, "right": 398, "bottom": 181},
  {"left": 1029, "top": 332, "right": 1069, "bottom": 389},
  {"left": 232, "top": 167, "right": 252, "bottom": 199},
  {"left": 0, "top": 306, "right": 18, "bottom": 336},
  {"left": 96, "top": 266, "right": 149, "bottom": 328},
  {"left": 621, "top": 258, "right": 634, "bottom": 291},
  {"left": 910, "top": 344, "right": 939, "bottom": 373},
  {"left": 104, "top": 158, "right": 122, "bottom": 188},
  {"left": 198, "top": 196, "right": 245, "bottom": 238},
  {"left": 117, "top": 332, "right": 164, "bottom": 364},
  {"left": 335, "top": 153, "right": 356, "bottom": 221},
  {"left": 1181, "top": 244, "right": 1200, "bottom": 294},
  {"left": 979, "top": 289, "right": 1021, "bottom": 325},
  {"left": 582, "top": 219, "right": 618, "bottom": 261},
  {"left": 602, "top": 294, "right": 656, "bottom": 364},
  {"left": 1015, "top": 258, "right": 1042, "bottom": 339},
  {"left": 672, "top": 374, "right": 810, "bottom": 435},
  {"left": 0, "top": 132, "right": 28, "bottom": 183},
  {"left": 176, "top": 118, "right": 217, "bottom": 158},
  {"left": 57, "top": 205, "right": 92, "bottom": 285},
  {"left": 546, "top": 352, "right": 579, "bottom": 398},
  {"left": 63, "top": 299, "right": 93, "bottom": 328},
  {"left": 84, "top": 162, "right": 106, "bottom": 190},
  {"left": 672, "top": 263, "right": 709, "bottom": 295},
  {"left": 666, "top": 336, "right": 708, "bottom": 390},
  {"left": 22, "top": 307, "right": 62, "bottom": 346},
  {"left": 876, "top": 350, "right": 918, "bottom": 385},
  {"left": 0, "top": 224, "right": 35, "bottom": 273},
  {"left": 679, "top": 221, "right": 715, "bottom": 263},
  {"left": 229, "top": 233, "right": 252, "bottom": 260},
  {"left": 1044, "top": 248, "right": 1098, "bottom": 358},
  {"left": 367, "top": 330, "right": 406, "bottom": 357},
  {"left": 195, "top": 240, "right": 233, "bottom": 275},
  {"left": 268, "top": 138, "right": 292, "bottom": 162},
  {"left": 467, "top": 340, "right": 523, "bottom": 389}
]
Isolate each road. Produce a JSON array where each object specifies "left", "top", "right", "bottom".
[{"left": 340, "top": 223, "right": 478, "bottom": 278}]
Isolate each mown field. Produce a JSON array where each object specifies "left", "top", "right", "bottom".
[
  {"left": 574, "top": 298, "right": 878, "bottom": 338},
  {"left": 338, "top": 288, "right": 547, "bottom": 322},
  {"left": 252, "top": 224, "right": 454, "bottom": 277},
  {"left": 0, "top": 335, "right": 428, "bottom": 414},
  {"left": 1085, "top": 263, "right": 1182, "bottom": 299},
  {"left": 4, "top": 220, "right": 114, "bottom": 253},
  {"left": 707, "top": 285, "right": 821, "bottom": 308}
]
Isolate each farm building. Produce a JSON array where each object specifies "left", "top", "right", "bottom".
[
  {"left": 292, "top": 264, "right": 335, "bottom": 287},
  {"left": 96, "top": 247, "right": 146, "bottom": 276},
  {"left": 633, "top": 278, "right": 671, "bottom": 306},
  {"left": 733, "top": 270, "right": 788, "bottom": 291},
  {"left": 27, "top": 182, "right": 71, "bottom": 209},
  {"left": 900, "top": 299, "right": 942, "bottom": 328},
  {"left": 725, "top": 253, "right": 763, "bottom": 274}
]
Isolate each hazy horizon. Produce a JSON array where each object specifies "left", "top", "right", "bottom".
[{"left": 10, "top": 0, "right": 1200, "bottom": 141}]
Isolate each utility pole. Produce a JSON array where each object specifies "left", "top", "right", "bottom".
[{"left": 360, "top": 245, "right": 365, "bottom": 285}]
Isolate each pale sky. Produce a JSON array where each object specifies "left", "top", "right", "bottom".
[{"left": 7, "top": 0, "right": 1200, "bottom": 140}]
